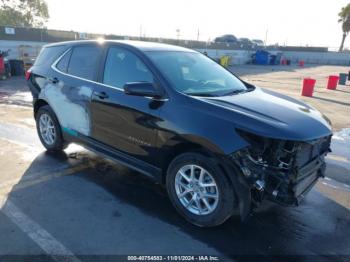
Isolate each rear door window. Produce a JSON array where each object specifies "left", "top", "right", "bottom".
[
  {"left": 67, "top": 45, "right": 102, "bottom": 81},
  {"left": 103, "top": 47, "right": 154, "bottom": 89}
]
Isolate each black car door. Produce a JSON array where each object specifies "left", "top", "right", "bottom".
[
  {"left": 90, "top": 45, "right": 161, "bottom": 165},
  {"left": 42, "top": 44, "right": 103, "bottom": 138}
]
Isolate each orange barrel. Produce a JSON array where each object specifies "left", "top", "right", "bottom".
[
  {"left": 299, "top": 60, "right": 305, "bottom": 67},
  {"left": 327, "top": 75, "right": 339, "bottom": 90},
  {"left": 301, "top": 78, "right": 316, "bottom": 97}
]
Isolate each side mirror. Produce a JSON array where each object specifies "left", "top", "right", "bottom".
[{"left": 124, "top": 82, "right": 161, "bottom": 98}]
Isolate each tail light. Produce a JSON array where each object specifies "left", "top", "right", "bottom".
[{"left": 25, "top": 69, "right": 32, "bottom": 80}]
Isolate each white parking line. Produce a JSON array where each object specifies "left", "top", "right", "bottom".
[
  {"left": 0, "top": 161, "right": 88, "bottom": 261},
  {"left": 0, "top": 195, "right": 81, "bottom": 262},
  {"left": 321, "top": 178, "right": 350, "bottom": 192}
]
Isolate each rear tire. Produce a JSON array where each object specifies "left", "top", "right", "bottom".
[
  {"left": 36, "top": 105, "right": 67, "bottom": 152},
  {"left": 166, "top": 152, "right": 235, "bottom": 227}
]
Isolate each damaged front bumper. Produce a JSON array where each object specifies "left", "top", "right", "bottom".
[{"left": 230, "top": 131, "right": 332, "bottom": 211}]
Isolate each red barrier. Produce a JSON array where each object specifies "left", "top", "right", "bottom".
[
  {"left": 327, "top": 75, "right": 339, "bottom": 90},
  {"left": 301, "top": 78, "right": 316, "bottom": 97},
  {"left": 0, "top": 57, "right": 4, "bottom": 73}
]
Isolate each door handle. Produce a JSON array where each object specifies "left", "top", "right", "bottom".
[
  {"left": 93, "top": 91, "right": 109, "bottom": 99},
  {"left": 48, "top": 77, "right": 59, "bottom": 84}
]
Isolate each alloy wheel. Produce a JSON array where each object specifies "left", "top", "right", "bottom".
[
  {"left": 175, "top": 164, "right": 219, "bottom": 215},
  {"left": 39, "top": 113, "right": 56, "bottom": 145}
]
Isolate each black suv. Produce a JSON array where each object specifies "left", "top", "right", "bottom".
[{"left": 27, "top": 40, "right": 332, "bottom": 227}]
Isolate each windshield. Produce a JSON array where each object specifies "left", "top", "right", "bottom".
[{"left": 146, "top": 51, "right": 248, "bottom": 96}]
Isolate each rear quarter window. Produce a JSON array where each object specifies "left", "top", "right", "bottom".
[
  {"left": 56, "top": 50, "right": 72, "bottom": 73},
  {"left": 34, "top": 45, "right": 68, "bottom": 67}
]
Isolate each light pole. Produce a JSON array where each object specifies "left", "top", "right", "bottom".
[{"left": 176, "top": 29, "right": 180, "bottom": 41}]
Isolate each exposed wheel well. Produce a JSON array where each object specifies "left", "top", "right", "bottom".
[
  {"left": 162, "top": 142, "right": 238, "bottom": 206},
  {"left": 34, "top": 99, "right": 49, "bottom": 118},
  {"left": 161, "top": 142, "right": 217, "bottom": 183}
]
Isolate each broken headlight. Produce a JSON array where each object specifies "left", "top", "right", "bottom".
[
  {"left": 235, "top": 129, "right": 299, "bottom": 170},
  {"left": 235, "top": 129, "right": 270, "bottom": 166}
]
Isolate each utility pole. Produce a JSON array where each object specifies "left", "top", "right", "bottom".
[
  {"left": 197, "top": 28, "right": 200, "bottom": 41},
  {"left": 176, "top": 29, "right": 180, "bottom": 41},
  {"left": 265, "top": 29, "right": 268, "bottom": 46}
]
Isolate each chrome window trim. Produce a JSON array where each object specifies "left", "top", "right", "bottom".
[
  {"left": 51, "top": 47, "right": 124, "bottom": 92},
  {"left": 51, "top": 46, "right": 169, "bottom": 101}
]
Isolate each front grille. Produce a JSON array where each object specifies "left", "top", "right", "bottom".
[
  {"left": 295, "top": 135, "right": 331, "bottom": 168},
  {"left": 233, "top": 134, "right": 331, "bottom": 206}
]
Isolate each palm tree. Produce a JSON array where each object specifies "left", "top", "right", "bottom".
[{"left": 338, "top": 4, "right": 350, "bottom": 52}]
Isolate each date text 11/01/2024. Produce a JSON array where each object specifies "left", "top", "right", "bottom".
[{"left": 127, "top": 256, "right": 220, "bottom": 261}]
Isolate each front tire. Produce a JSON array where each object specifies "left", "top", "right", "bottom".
[
  {"left": 36, "top": 105, "right": 67, "bottom": 152},
  {"left": 166, "top": 152, "right": 235, "bottom": 227}
]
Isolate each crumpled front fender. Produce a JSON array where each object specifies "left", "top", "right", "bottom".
[{"left": 219, "top": 156, "right": 252, "bottom": 220}]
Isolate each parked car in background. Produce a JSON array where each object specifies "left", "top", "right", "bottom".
[
  {"left": 252, "top": 39, "right": 265, "bottom": 47},
  {"left": 238, "top": 38, "right": 254, "bottom": 48},
  {"left": 214, "top": 34, "right": 238, "bottom": 44},
  {"left": 27, "top": 40, "right": 332, "bottom": 227}
]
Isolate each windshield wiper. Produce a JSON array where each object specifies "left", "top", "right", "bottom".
[
  {"left": 222, "top": 89, "right": 247, "bottom": 96},
  {"left": 186, "top": 92, "right": 218, "bottom": 97}
]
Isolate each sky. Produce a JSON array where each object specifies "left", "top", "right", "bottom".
[{"left": 46, "top": 0, "right": 349, "bottom": 49}]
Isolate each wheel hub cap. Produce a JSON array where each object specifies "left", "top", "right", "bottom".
[
  {"left": 175, "top": 164, "right": 219, "bottom": 216},
  {"left": 39, "top": 113, "right": 56, "bottom": 145}
]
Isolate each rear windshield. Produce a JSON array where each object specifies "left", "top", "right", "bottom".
[{"left": 34, "top": 45, "right": 68, "bottom": 67}]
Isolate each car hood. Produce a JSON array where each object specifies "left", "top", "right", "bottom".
[{"left": 198, "top": 87, "right": 332, "bottom": 141}]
